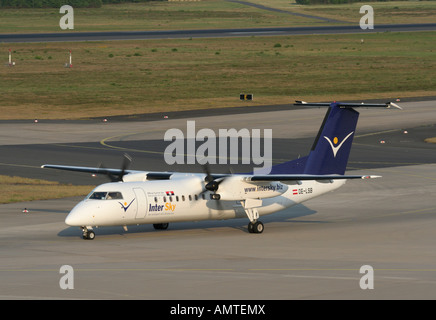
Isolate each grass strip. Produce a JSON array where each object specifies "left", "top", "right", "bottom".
[
  {"left": 1, "top": 32, "right": 435, "bottom": 119},
  {"left": 0, "top": 175, "right": 93, "bottom": 204}
]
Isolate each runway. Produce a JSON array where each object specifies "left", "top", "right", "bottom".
[
  {"left": 2, "top": 23, "right": 436, "bottom": 43},
  {"left": 0, "top": 100, "right": 435, "bottom": 300}
]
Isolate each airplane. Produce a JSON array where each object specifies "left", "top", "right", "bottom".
[{"left": 42, "top": 101, "right": 401, "bottom": 239}]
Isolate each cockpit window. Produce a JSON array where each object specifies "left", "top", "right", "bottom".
[
  {"left": 88, "top": 191, "right": 123, "bottom": 200},
  {"left": 107, "top": 192, "right": 123, "bottom": 200},
  {"left": 89, "top": 192, "right": 107, "bottom": 200}
]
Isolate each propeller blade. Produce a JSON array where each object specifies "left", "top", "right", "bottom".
[
  {"left": 98, "top": 153, "right": 132, "bottom": 182},
  {"left": 202, "top": 163, "right": 214, "bottom": 183},
  {"left": 201, "top": 164, "right": 236, "bottom": 211},
  {"left": 98, "top": 163, "right": 118, "bottom": 182},
  {"left": 118, "top": 153, "right": 132, "bottom": 181}
]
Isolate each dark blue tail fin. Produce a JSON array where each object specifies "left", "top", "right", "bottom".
[
  {"left": 303, "top": 103, "right": 358, "bottom": 175},
  {"left": 269, "top": 101, "right": 401, "bottom": 175}
]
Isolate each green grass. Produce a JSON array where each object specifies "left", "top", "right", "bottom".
[
  {"left": 2, "top": 1, "right": 436, "bottom": 34},
  {"left": 246, "top": 0, "right": 436, "bottom": 24},
  {"left": 0, "top": 1, "right": 318, "bottom": 34},
  {"left": 0, "top": 175, "right": 93, "bottom": 204},
  {"left": 1, "top": 31, "right": 435, "bottom": 119},
  {"left": 293, "top": 1, "right": 436, "bottom": 24}
]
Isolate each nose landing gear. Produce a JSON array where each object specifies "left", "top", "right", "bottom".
[{"left": 82, "top": 226, "right": 95, "bottom": 240}]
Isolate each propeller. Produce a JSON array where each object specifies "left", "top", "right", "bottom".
[
  {"left": 203, "top": 163, "right": 214, "bottom": 184},
  {"left": 118, "top": 153, "right": 132, "bottom": 181},
  {"left": 201, "top": 164, "right": 217, "bottom": 197},
  {"left": 201, "top": 164, "right": 233, "bottom": 201},
  {"left": 100, "top": 153, "right": 132, "bottom": 182}
]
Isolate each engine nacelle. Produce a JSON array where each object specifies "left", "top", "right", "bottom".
[
  {"left": 122, "top": 172, "right": 149, "bottom": 182},
  {"left": 215, "top": 176, "right": 288, "bottom": 201}
]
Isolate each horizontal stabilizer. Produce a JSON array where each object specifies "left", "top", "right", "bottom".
[
  {"left": 246, "top": 174, "right": 381, "bottom": 182},
  {"left": 294, "top": 101, "right": 402, "bottom": 109}
]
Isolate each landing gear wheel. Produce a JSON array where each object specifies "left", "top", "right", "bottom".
[
  {"left": 82, "top": 228, "right": 95, "bottom": 240},
  {"left": 254, "top": 221, "right": 264, "bottom": 233},
  {"left": 248, "top": 221, "right": 264, "bottom": 234},
  {"left": 248, "top": 222, "right": 254, "bottom": 233},
  {"left": 153, "top": 223, "right": 169, "bottom": 230}
]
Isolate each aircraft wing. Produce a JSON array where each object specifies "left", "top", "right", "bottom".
[
  {"left": 202, "top": 173, "right": 380, "bottom": 201},
  {"left": 41, "top": 164, "right": 176, "bottom": 181},
  {"left": 42, "top": 164, "right": 380, "bottom": 181},
  {"left": 41, "top": 164, "right": 135, "bottom": 175}
]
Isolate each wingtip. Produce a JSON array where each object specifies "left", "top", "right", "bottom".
[
  {"left": 387, "top": 102, "right": 402, "bottom": 110},
  {"left": 362, "top": 175, "right": 382, "bottom": 179}
]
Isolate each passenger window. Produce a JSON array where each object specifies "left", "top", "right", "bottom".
[
  {"left": 202, "top": 194, "right": 205, "bottom": 200},
  {"left": 182, "top": 195, "right": 185, "bottom": 201},
  {"left": 163, "top": 196, "right": 166, "bottom": 202},
  {"left": 189, "top": 195, "right": 192, "bottom": 201},
  {"left": 176, "top": 196, "right": 179, "bottom": 202},
  {"left": 169, "top": 196, "right": 173, "bottom": 202},
  {"left": 154, "top": 197, "right": 158, "bottom": 203},
  {"left": 195, "top": 195, "right": 198, "bottom": 201}
]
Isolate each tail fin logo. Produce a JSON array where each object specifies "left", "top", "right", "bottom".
[{"left": 324, "top": 131, "right": 354, "bottom": 158}]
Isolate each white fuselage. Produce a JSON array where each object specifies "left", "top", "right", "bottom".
[{"left": 65, "top": 173, "right": 346, "bottom": 228}]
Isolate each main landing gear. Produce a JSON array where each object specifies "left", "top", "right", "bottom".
[
  {"left": 244, "top": 206, "right": 264, "bottom": 234},
  {"left": 248, "top": 221, "right": 264, "bottom": 234}
]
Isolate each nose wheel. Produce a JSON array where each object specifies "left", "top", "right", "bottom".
[{"left": 82, "top": 227, "right": 95, "bottom": 240}]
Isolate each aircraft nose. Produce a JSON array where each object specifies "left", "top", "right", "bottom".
[
  {"left": 65, "top": 202, "right": 90, "bottom": 226},
  {"left": 65, "top": 210, "right": 82, "bottom": 226}
]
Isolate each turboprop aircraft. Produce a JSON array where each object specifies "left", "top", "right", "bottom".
[{"left": 42, "top": 101, "right": 401, "bottom": 239}]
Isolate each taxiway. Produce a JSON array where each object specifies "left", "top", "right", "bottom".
[{"left": 0, "top": 100, "right": 435, "bottom": 299}]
